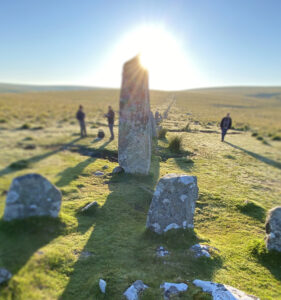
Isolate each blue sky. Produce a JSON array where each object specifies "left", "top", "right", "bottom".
[{"left": 1, "top": 0, "right": 281, "bottom": 90}]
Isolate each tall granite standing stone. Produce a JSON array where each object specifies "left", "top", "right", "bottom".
[
  {"left": 3, "top": 173, "right": 61, "bottom": 221},
  {"left": 265, "top": 206, "right": 281, "bottom": 252},
  {"left": 146, "top": 174, "right": 198, "bottom": 234},
  {"left": 118, "top": 55, "right": 151, "bottom": 175}
]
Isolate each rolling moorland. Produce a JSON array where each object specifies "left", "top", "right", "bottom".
[{"left": 0, "top": 86, "right": 281, "bottom": 299}]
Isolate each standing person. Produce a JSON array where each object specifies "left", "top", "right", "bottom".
[
  {"left": 220, "top": 113, "right": 232, "bottom": 142},
  {"left": 104, "top": 106, "right": 115, "bottom": 140},
  {"left": 76, "top": 105, "right": 87, "bottom": 137}
]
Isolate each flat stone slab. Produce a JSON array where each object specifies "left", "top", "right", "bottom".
[
  {"left": 146, "top": 174, "right": 198, "bottom": 234},
  {"left": 161, "top": 282, "right": 188, "bottom": 299},
  {"left": 4, "top": 173, "right": 61, "bottom": 221},
  {"left": 123, "top": 280, "right": 148, "bottom": 300},
  {"left": 193, "top": 280, "right": 260, "bottom": 300},
  {"left": 265, "top": 206, "right": 281, "bottom": 252}
]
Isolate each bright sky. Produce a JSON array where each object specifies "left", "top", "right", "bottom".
[{"left": 1, "top": 0, "right": 281, "bottom": 90}]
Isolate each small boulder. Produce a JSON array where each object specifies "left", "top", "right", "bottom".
[
  {"left": 81, "top": 201, "right": 98, "bottom": 213},
  {"left": 193, "top": 280, "right": 260, "bottom": 300},
  {"left": 265, "top": 206, "right": 281, "bottom": 252},
  {"left": 4, "top": 173, "right": 61, "bottom": 221},
  {"left": 146, "top": 174, "right": 198, "bottom": 234},
  {"left": 123, "top": 280, "right": 148, "bottom": 300},
  {"left": 156, "top": 246, "right": 169, "bottom": 257},
  {"left": 112, "top": 166, "right": 124, "bottom": 174},
  {"left": 160, "top": 282, "right": 188, "bottom": 299},
  {"left": 94, "top": 171, "right": 104, "bottom": 176},
  {"left": 99, "top": 279, "right": 106, "bottom": 293},
  {"left": 102, "top": 165, "right": 109, "bottom": 170},
  {"left": 190, "top": 244, "right": 211, "bottom": 258},
  {"left": 0, "top": 268, "right": 12, "bottom": 284}
]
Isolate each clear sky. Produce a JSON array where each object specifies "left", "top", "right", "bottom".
[{"left": 1, "top": 0, "right": 281, "bottom": 90}]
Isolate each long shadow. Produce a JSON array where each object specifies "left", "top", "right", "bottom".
[
  {"left": 0, "top": 137, "right": 82, "bottom": 177},
  {"left": 55, "top": 140, "right": 112, "bottom": 187},
  {"left": 60, "top": 152, "right": 221, "bottom": 298},
  {"left": 225, "top": 142, "right": 281, "bottom": 170},
  {"left": 0, "top": 216, "right": 69, "bottom": 294}
]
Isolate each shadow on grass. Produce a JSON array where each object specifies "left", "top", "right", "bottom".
[
  {"left": 225, "top": 142, "right": 281, "bottom": 170},
  {"left": 236, "top": 201, "right": 266, "bottom": 222},
  {"left": 0, "top": 137, "right": 82, "bottom": 177},
  {"left": 60, "top": 154, "right": 221, "bottom": 299},
  {"left": 248, "top": 239, "right": 281, "bottom": 281},
  {"left": 55, "top": 140, "right": 113, "bottom": 187},
  {"left": 0, "top": 216, "right": 75, "bottom": 289}
]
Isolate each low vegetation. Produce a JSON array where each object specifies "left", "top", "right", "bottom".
[{"left": 0, "top": 87, "right": 281, "bottom": 299}]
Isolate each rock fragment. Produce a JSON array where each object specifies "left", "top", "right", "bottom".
[
  {"left": 265, "top": 206, "right": 281, "bottom": 252},
  {"left": 193, "top": 280, "right": 260, "bottom": 300},
  {"left": 123, "top": 280, "right": 148, "bottom": 300}
]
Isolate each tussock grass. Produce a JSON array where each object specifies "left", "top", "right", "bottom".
[
  {"left": 158, "top": 128, "right": 167, "bottom": 139},
  {"left": 168, "top": 136, "right": 183, "bottom": 153}
]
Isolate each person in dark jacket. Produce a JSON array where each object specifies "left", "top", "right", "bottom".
[
  {"left": 104, "top": 106, "right": 115, "bottom": 140},
  {"left": 220, "top": 113, "right": 232, "bottom": 142},
  {"left": 76, "top": 105, "right": 87, "bottom": 137}
]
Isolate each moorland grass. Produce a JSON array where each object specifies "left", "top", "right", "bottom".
[{"left": 0, "top": 88, "right": 281, "bottom": 299}]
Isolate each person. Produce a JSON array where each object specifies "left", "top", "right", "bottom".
[
  {"left": 220, "top": 113, "right": 232, "bottom": 142},
  {"left": 104, "top": 106, "right": 115, "bottom": 140},
  {"left": 76, "top": 105, "right": 87, "bottom": 137}
]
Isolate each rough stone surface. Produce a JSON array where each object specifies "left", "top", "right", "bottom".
[
  {"left": 81, "top": 201, "right": 98, "bottom": 213},
  {"left": 146, "top": 174, "right": 198, "bottom": 234},
  {"left": 99, "top": 279, "right": 106, "bottom": 293},
  {"left": 4, "top": 173, "right": 61, "bottom": 221},
  {"left": 265, "top": 206, "right": 281, "bottom": 252},
  {"left": 118, "top": 55, "right": 151, "bottom": 175},
  {"left": 0, "top": 268, "right": 12, "bottom": 284},
  {"left": 156, "top": 246, "right": 169, "bottom": 257},
  {"left": 161, "top": 282, "right": 188, "bottom": 299},
  {"left": 193, "top": 280, "right": 260, "bottom": 300},
  {"left": 112, "top": 166, "right": 124, "bottom": 174},
  {"left": 94, "top": 171, "right": 104, "bottom": 176},
  {"left": 123, "top": 280, "right": 148, "bottom": 300},
  {"left": 190, "top": 244, "right": 211, "bottom": 258}
]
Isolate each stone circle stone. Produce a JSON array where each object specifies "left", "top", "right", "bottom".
[
  {"left": 146, "top": 174, "right": 198, "bottom": 234},
  {"left": 3, "top": 173, "right": 61, "bottom": 221},
  {"left": 193, "top": 280, "right": 260, "bottom": 300},
  {"left": 118, "top": 55, "right": 151, "bottom": 175},
  {"left": 265, "top": 206, "right": 281, "bottom": 252}
]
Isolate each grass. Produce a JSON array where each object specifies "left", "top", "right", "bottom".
[
  {"left": 158, "top": 128, "right": 167, "bottom": 139},
  {"left": 0, "top": 87, "right": 281, "bottom": 299},
  {"left": 168, "top": 135, "right": 183, "bottom": 153}
]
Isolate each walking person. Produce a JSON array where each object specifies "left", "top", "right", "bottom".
[
  {"left": 220, "top": 113, "right": 232, "bottom": 142},
  {"left": 104, "top": 106, "right": 115, "bottom": 140},
  {"left": 76, "top": 105, "right": 87, "bottom": 137}
]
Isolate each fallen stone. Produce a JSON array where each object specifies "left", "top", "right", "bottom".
[
  {"left": 123, "top": 280, "right": 148, "bottom": 300},
  {"left": 146, "top": 174, "right": 198, "bottom": 234},
  {"left": 118, "top": 55, "right": 152, "bottom": 175},
  {"left": 156, "top": 246, "right": 169, "bottom": 257},
  {"left": 99, "top": 279, "right": 106, "bottom": 293},
  {"left": 160, "top": 282, "right": 188, "bottom": 299},
  {"left": 0, "top": 268, "right": 12, "bottom": 284},
  {"left": 94, "top": 171, "right": 104, "bottom": 176},
  {"left": 193, "top": 280, "right": 260, "bottom": 300},
  {"left": 112, "top": 166, "right": 124, "bottom": 174},
  {"left": 265, "top": 206, "right": 281, "bottom": 252},
  {"left": 190, "top": 244, "right": 211, "bottom": 258},
  {"left": 4, "top": 173, "right": 61, "bottom": 221},
  {"left": 81, "top": 201, "right": 98, "bottom": 212}
]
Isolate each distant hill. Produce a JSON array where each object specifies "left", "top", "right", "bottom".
[{"left": 0, "top": 83, "right": 101, "bottom": 94}]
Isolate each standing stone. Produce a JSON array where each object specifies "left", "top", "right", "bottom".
[
  {"left": 146, "top": 174, "right": 198, "bottom": 234},
  {"left": 265, "top": 206, "right": 281, "bottom": 252},
  {"left": 150, "top": 111, "right": 157, "bottom": 138},
  {"left": 118, "top": 55, "right": 151, "bottom": 175},
  {"left": 4, "top": 173, "right": 61, "bottom": 221}
]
